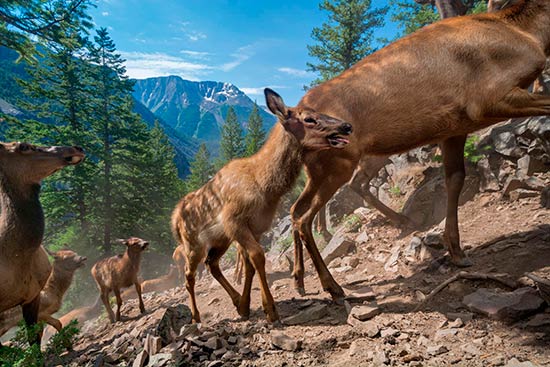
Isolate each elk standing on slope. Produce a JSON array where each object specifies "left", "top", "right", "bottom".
[
  {"left": 288, "top": 0, "right": 550, "bottom": 301},
  {"left": 0, "top": 142, "right": 84, "bottom": 343},
  {"left": 91, "top": 237, "right": 148, "bottom": 323},
  {"left": 171, "top": 88, "right": 352, "bottom": 323},
  {"left": 0, "top": 249, "right": 87, "bottom": 336}
]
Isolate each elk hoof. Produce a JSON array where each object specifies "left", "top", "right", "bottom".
[
  {"left": 451, "top": 256, "right": 473, "bottom": 268},
  {"left": 295, "top": 286, "right": 306, "bottom": 297}
]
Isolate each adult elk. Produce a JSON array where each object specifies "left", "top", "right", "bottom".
[
  {"left": 290, "top": 0, "right": 550, "bottom": 301},
  {"left": 171, "top": 89, "right": 352, "bottom": 323},
  {"left": 0, "top": 142, "right": 84, "bottom": 343}
]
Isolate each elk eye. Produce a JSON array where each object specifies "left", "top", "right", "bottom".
[
  {"left": 304, "top": 117, "right": 317, "bottom": 124},
  {"left": 18, "top": 143, "right": 32, "bottom": 152}
]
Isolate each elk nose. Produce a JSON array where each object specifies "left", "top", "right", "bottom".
[
  {"left": 74, "top": 146, "right": 84, "bottom": 152},
  {"left": 340, "top": 123, "right": 353, "bottom": 135}
]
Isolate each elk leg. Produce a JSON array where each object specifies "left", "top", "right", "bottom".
[
  {"left": 292, "top": 164, "right": 355, "bottom": 303},
  {"left": 185, "top": 251, "right": 202, "bottom": 323},
  {"left": 238, "top": 254, "right": 255, "bottom": 320},
  {"left": 205, "top": 247, "right": 241, "bottom": 310},
  {"left": 349, "top": 157, "right": 414, "bottom": 229},
  {"left": 235, "top": 229, "right": 279, "bottom": 322},
  {"left": 486, "top": 87, "right": 550, "bottom": 119},
  {"left": 314, "top": 205, "right": 332, "bottom": 241},
  {"left": 134, "top": 281, "right": 145, "bottom": 314},
  {"left": 22, "top": 296, "right": 41, "bottom": 345},
  {"left": 441, "top": 135, "right": 471, "bottom": 267},
  {"left": 42, "top": 314, "right": 62, "bottom": 332},
  {"left": 233, "top": 248, "right": 243, "bottom": 285},
  {"left": 113, "top": 288, "right": 123, "bottom": 322},
  {"left": 100, "top": 290, "right": 115, "bottom": 323}
]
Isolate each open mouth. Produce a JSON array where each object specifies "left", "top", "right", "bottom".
[
  {"left": 64, "top": 154, "right": 85, "bottom": 165},
  {"left": 327, "top": 134, "right": 350, "bottom": 148},
  {"left": 141, "top": 242, "right": 149, "bottom": 250}
]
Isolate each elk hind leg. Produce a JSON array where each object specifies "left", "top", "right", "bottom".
[{"left": 205, "top": 245, "right": 241, "bottom": 311}]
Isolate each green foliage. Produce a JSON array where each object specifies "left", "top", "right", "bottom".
[
  {"left": 185, "top": 143, "right": 214, "bottom": 192},
  {"left": 218, "top": 106, "right": 244, "bottom": 168},
  {"left": 464, "top": 135, "right": 483, "bottom": 164},
  {"left": 244, "top": 103, "right": 266, "bottom": 156},
  {"left": 0, "top": 320, "right": 79, "bottom": 367},
  {"left": 342, "top": 213, "right": 362, "bottom": 232},
  {"left": 389, "top": 185, "right": 402, "bottom": 196},
  {"left": 0, "top": 0, "right": 93, "bottom": 62},
  {"left": 307, "top": 0, "right": 388, "bottom": 85},
  {"left": 390, "top": 0, "right": 439, "bottom": 35}
]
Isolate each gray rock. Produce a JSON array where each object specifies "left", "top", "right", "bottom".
[
  {"left": 147, "top": 353, "right": 172, "bottom": 367},
  {"left": 477, "top": 157, "right": 500, "bottom": 192},
  {"left": 526, "top": 313, "right": 550, "bottom": 327},
  {"left": 505, "top": 358, "right": 540, "bottom": 367},
  {"left": 271, "top": 331, "right": 302, "bottom": 351},
  {"left": 494, "top": 131, "right": 522, "bottom": 157},
  {"left": 144, "top": 334, "right": 163, "bottom": 356},
  {"left": 349, "top": 304, "right": 380, "bottom": 321},
  {"left": 446, "top": 312, "right": 474, "bottom": 322},
  {"left": 509, "top": 189, "right": 540, "bottom": 201},
  {"left": 463, "top": 287, "right": 545, "bottom": 320},
  {"left": 380, "top": 327, "right": 399, "bottom": 338},
  {"left": 517, "top": 155, "right": 547, "bottom": 177},
  {"left": 434, "top": 328, "right": 458, "bottom": 341},
  {"left": 155, "top": 304, "right": 193, "bottom": 346},
  {"left": 427, "top": 345, "right": 449, "bottom": 356},
  {"left": 204, "top": 337, "right": 222, "bottom": 351},
  {"left": 344, "top": 286, "right": 376, "bottom": 302},
  {"left": 355, "top": 231, "right": 370, "bottom": 243},
  {"left": 372, "top": 350, "right": 388, "bottom": 365},
  {"left": 423, "top": 231, "right": 444, "bottom": 249},
  {"left": 321, "top": 233, "right": 356, "bottom": 265},
  {"left": 178, "top": 323, "right": 200, "bottom": 340},
  {"left": 326, "top": 186, "right": 365, "bottom": 229},
  {"left": 540, "top": 186, "right": 550, "bottom": 209},
  {"left": 282, "top": 304, "right": 329, "bottom": 325}
]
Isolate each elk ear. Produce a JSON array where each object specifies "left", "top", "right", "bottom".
[
  {"left": 265, "top": 88, "right": 288, "bottom": 119},
  {"left": 116, "top": 239, "right": 128, "bottom": 246}
]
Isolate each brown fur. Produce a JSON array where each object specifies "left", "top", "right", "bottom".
[
  {"left": 121, "top": 264, "right": 179, "bottom": 300},
  {"left": 42, "top": 298, "right": 102, "bottom": 344},
  {"left": 91, "top": 237, "right": 148, "bottom": 323},
  {"left": 0, "top": 142, "right": 84, "bottom": 343},
  {"left": 288, "top": 0, "right": 550, "bottom": 301},
  {"left": 171, "top": 89, "right": 352, "bottom": 323},
  {"left": 0, "top": 249, "right": 86, "bottom": 335}
]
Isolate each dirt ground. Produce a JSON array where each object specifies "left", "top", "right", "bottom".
[{"left": 57, "top": 192, "right": 550, "bottom": 367}]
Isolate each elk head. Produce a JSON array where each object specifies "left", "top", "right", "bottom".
[
  {"left": 487, "top": 0, "right": 521, "bottom": 12},
  {"left": 49, "top": 248, "right": 88, "bottom": 271},
  {"left": 264, "top": 88, "right": 353, "bottom": 151},
  {"left": 117, "top": 237, "right": 149, "bottom": 253},
  {"left": 0, "top": 142, "right": 85, "bottom": 186}
]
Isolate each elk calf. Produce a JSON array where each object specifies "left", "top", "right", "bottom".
[
  {"left": 0, "top": 249, "right": 87, "bottom": 336},
  {"left": 91, "top": 237, "right": 148, "bottom": 323},
  {"left": 171, "top": 89, "right": 352, "bottom": 323},
  {"left": 121, "top": 264, "right": 179, "bottom": 300}
]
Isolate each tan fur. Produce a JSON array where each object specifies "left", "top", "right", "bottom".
[
  {"left": 171, "top": 89, "right": 352, "bottom": 323},
  {"left": 0, "top": 249, "right": 86, "bottom": 335},
  {"left": 0, "top": 142, "right": 84, "bottom": 343},
  {"left": 121, "top": 264, "right": 179, "bottom": 300},
  {"left": 91, "top": 237, "right": 148, "bottom": 323},
  {"left": 288, "top": 0, "right": 550, "bottom": 301},
  {"left": 42, "top": 298, "right": 102, "bottom": 344}
]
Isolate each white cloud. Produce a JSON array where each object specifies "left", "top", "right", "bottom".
[
  {"left": 101, "top": 11, "right": 110, "bottom": 16},
  {"left": 220, "top": 45, "right": 255, "bottom": 71},
  {"left": 120, "top": 51, "right": 213, "bottom": 80},
  {"left": 241, "top": 85, "right": 288, "bottom": 96},
  {"left": 187, "top": 31, "right": 207, "bottom": 42},
  {"left": 278, "top": 67, "right": 312, "bottom": 78},
  {"left": 180, "top": 50, "right": 211, "bottom": 60}
]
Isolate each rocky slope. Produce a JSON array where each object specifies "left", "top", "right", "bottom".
[{"left": 37, "top": 116, "right": 550, "bottom": 367}]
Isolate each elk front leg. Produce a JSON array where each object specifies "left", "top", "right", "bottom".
[
  {"left": 441, "top": 135, "right": 471, "bottom": 267},
  {"left": 314, "top": 205, "right": 332, "bottom": 242},
  {"left": 234, "top": 229, "right": 279, "bottom": 323},
  {"left": 100, "top": 290, "right": 115, "bottom": 323},
  {"left": 113, "top": 288, "right": 123, "bottom": 322},
  {"left": 22, "top": 296, "right": 41, "bottom": 345},
  {"left": 185, "top": 250, "right": 202, "bottom": 323},
  {"left": 134, "top": 281, "right": 145, "bottom": 314}
]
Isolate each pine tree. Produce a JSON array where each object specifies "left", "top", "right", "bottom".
[
  {"left": 186, "top": 143, "right": 214, "bottom": 192},
  {"left": 218, "top": 106, "right": 244, "bottom": 167},
  {"left": 307, "top": 0, "right": 388, "bottom": 85},
  {"left": 244, "top": 103, "right": 266, "bottom": 156},
  {"left": 0, "top": 0, "right": 92, "bottom": 61}
]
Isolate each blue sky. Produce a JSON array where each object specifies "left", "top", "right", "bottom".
[{"left": 90, "top": 0, "right": 399, "bottom": 105}]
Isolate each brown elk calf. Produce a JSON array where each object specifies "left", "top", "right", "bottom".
[
  {"left": 121, "top": 264, "right": 179, "bottom": 300},
  {"left": 288, "top": 0, "right": 550, "bottom": 301},
  {"left": 91, "top": 237, "right": 148, "bottom": 323},
  {"left": 0, "top": 249, "right": 87, "bottom": 336},
  {"left": 171, "top": 89, "right": 352, "bottom": 323},
  {"left": 0, "top": 142, "right": 84, "bottom": 343}
]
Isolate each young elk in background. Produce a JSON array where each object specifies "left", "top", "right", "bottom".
[
  {"left": 91, "top": 237, "right": 148, "bottom": 323},
  {"left": 171, "top": 88, "right": 352, "bottom": 323},
  {"left": 0, "top": 142, "right": 84, "bottom": 344},
  {"left": 0, "top": 249, "right": 87, "bottom": 336}
]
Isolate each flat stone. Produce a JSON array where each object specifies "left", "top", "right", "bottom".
[
  {"left": 147, "top": 353, "right": 172, "bottom": 367},
  {"left": 509, "top": 189, "right": 540, "bottom": 202},
  {"left": 155, "top": 304, "right": 193, "bottom": 345},
  {"left": 355, "top": 231, "right": 369, "bottom": 243},
  {"left": 144, "top": 334, "right": 163, "bottom": 356},
  {"left": 463, "top": 287, "right": 545, "bottom": 320},
  {"left": 271, "top": 331, "right": 302, "bottom": 351},
  {"left": 372, "top": 350, "right": 388, "bottom": 365},
  {"left": 132, "top": 350, "right": 149, "bottom": 367},
  {"left": 322, "top": 234, "right": 356, "bottom": 265},
  {"left": 423, "top": 231, "right": 444, "bottom": 249},
  {"left": 526, "top": 313, "right": 550, "bottom": 327},
  {"left": 349, "top": 304, "right": 380, "bottom": 321},
  {"left": 448, "top": 318, "right": 464, "bottom": 328},
  {"left": 178, "top": 323, "right": 200, "bottom": 340},
  {"left": 505, "top": 358, "right": 540, "bottom": 367},
  {"left": 346, "top": 315, "right": 380, "bottom": 337},
  {"left": 282, "top": 304, "right": 329, "bottom": 325},
  {"left": 344, "top": 286, "right": 376, "bottom": 302},
  {"left": 427, "top": 345, "right": 449, "bottom": 356},
  {"left": 446, "top": 312, "right": 474, "bottom": 322},
  {"left": 435, "top": 328, "right": 458, "bottom": 341},
  {"left": 380, "top": 327, "right": 399, "bottom": 338}
]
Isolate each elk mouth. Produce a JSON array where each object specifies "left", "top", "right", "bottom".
[
  {"left": 63, "top": 154, "right": 85, "bottom": 165},
  {"left": 77, "top": 257, "right": 87, "bottom": 267},
  {"left": 327, "top": 133, "right": 350, "bottom": 148}
]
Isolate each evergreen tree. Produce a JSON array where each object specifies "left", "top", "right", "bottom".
[
  {"left": 244, "top": 103, "right": 266, "bottom": 156},
  {"left": 0, "top": 0, "right": 92, "bottom": 61},
  {"left": 186, "top": 143, "right": 214, "bottom": 192},
  {"left": 218, "top": 106, "right": 244, "bottom": 167},
  {"left": 307, "top": 0, "right": 388, "bottom": 85}
]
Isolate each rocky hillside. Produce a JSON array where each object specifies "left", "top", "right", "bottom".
[
  {"left": 132, "top": 76, "right": 276, "bottom": 144},
  {"left": 32, "top": 115, "right": 550, "bottom": 367}
]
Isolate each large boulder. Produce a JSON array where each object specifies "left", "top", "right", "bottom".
[
  {"left": 326, "top": 186, "right": 365, "bottom": 229},
  {"left": 321, "top": 231, "right": 356, "bottom": 266}
]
